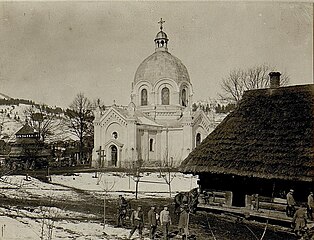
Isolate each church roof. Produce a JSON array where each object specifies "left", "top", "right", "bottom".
[
  {"left": 180, "top": 84, "right": 314, "bottom": 182},
  {"left": 108, "top": 105, "right": 162, "bottom": 127},
  {"left": 15, "top": 124, "right": 37, "bottom": 135},
  {"left": 134, "top": 51, "right": 190, "bottom": 86},
  {"left": 137, "top": 115, "right": 162, "bottom": 127}
]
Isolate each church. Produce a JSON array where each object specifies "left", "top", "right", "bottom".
[{"left": 92, "top": 20, "right": 211, "bottom": 168}]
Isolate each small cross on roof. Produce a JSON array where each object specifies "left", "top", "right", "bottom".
[{"left": 158, "top": 18, "right": 165, "bottom": 31}]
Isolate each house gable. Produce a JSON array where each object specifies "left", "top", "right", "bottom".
[
  {"left": 192, "top": 111, "right": 211, "bottom": 133},
  {"left": 99, "top": 107, "right": 127, "bottom": 127}
]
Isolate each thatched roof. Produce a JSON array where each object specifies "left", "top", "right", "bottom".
[{"left": 180, "top": 84, "right": 314, "bottom": 182}]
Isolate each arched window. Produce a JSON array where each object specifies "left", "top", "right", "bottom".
[
  {"left": 149, "top": 139, "right": 154, "bottom": 152},
  {"left": 196, "top": 133, "right": 201, "bottom": 146},
  {"left": 161, "top": 87, "right": 170, "bottom": 105},
  {"left": 112, "top": 132, "right": 118, "bottom": 139},
  {"left": 181, "top": 89, "right": 187, "bottom": 107},
  {"left": 141, "top": 89, "right": 148, "bottom": 106}
]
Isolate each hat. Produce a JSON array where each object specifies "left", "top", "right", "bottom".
[{"left": 290, "top": 189, "right": 294, "bottom": 193}]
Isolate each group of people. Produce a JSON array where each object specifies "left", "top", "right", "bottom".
[
  {"left": 128, "top": 205, "right": 169, "bottom": 240},
  {"left": 116, "top": 190, "right": 314, "bottom": 238},
  {"left": 286, "top": 190, "right": 314, "bottom": 237},
  {"left": 117, "top": 195, "right": 189, "bottom": 240}
]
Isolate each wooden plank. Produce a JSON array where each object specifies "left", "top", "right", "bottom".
[
  {"left": 197, "top": 203, "right": 292, "bottom": 223},
  {"left": 203, "top": 189, "right": 227, "bottom": 197},
  {"left": 258, "top": 202, "right": 286, "bottom": 212}
]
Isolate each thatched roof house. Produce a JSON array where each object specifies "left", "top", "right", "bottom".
[
  {"left": 180, "top": 83, "right": 313, "bottom": 182},
  {"left": 180, "top": 77, "right": 313, "bottom": 206}
]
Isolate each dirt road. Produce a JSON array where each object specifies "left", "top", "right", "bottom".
[{"left": 0, "top": 178, "right": 298, "bottom": 240}]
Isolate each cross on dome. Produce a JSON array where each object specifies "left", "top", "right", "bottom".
[
  {"left": 158, "top": 18, "right": 165, "bottom": 31},
  {"left": 155, "top": 18, "right": 168, "bottom": 52}
]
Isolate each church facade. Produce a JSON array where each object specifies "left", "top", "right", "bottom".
[{"left": 92, "top": 21, "right": 211, "bottom": 168}]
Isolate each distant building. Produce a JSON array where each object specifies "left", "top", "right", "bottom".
[
  {"left": 0, "top": 139, "right": 10, "bottom": 165},
  {"left": 7, "top": 123, "right": 50, "bottom": 169},
  {"left": 92, "top": 20, "right": 211, "bottom": 168},
  {"left": 180, "top": 73, "right": 313, "bottom": 206}
]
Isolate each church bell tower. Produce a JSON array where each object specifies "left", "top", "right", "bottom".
[{"left": 154, "top": 18, "right": 169, "bottom": 52}]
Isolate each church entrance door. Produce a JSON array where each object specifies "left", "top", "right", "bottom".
[{"left": 111, "top": 145, "right": 118, "bottom": 167}]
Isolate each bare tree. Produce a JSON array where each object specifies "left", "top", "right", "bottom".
[
  {"left": 24, "top": 105, "right": 61, "bottom": 142},
  {"left": 220, "top": 64, "right": 289, "bottom": 102},
  {"left": 97, "top": 173, "right": 115, "bottom": 229},
  {"left": 39, "top": 204, "right": 64, "bottom": 240},
  {"left": 65, "top": 93, "right": 94, "bottom": 163},
  {"left": 130, "top": 160, "right": 143, "bottom": 200},
  {"left": 159, "top": 153, "right": 177, "bottom": 198}
]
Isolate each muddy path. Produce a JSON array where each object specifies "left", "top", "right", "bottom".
[{"left": 0, "top": 180, "right": 298, "bottom": 240}]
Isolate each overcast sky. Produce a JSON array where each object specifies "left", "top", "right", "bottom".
[{"left": 0, "top": 1, "right": 312, "bottom": 108}]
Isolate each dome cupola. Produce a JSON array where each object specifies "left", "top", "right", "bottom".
[
  {"left": 132, "top": 18, "right": 193, "bottom": 113},
  {"left": 154, "top": 18, "right": 168, "bottom": 52},
  {"left": 134, "top": 18, "right": 190, "bottom": 86}
]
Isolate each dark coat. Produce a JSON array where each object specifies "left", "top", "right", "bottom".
[
  {"left": 293, "top": 208, "right": 307, "bottom": 231},
  {"left": 118, "top": 197, "right": 128, "bottom": 209},
  {"left": 148, "top": 209, "right": 158, "bottom": 226},
  {"left": 178, "top": 210, "right": 189, "bottom": 230}
]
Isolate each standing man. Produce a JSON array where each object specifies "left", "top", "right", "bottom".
[
  {"left": 117, "top": 195, "right": 128, "bottom": 227},
  {"left": 292, "top": 204, "right": 307, "bottom": 237},
  {"left": 160, "top": 206, "right": 172, "bottom": 240},
  {"left": 178, "top": 206, "right": 189, "bottom": 240},
  {"left": 307, "top": 191, "right": 314, "bottom": 220},
  {"left": 128, "top": 206, "right": 144, "bottom": 240},
  {"left": 286, "top": 189, "right": 296, "bottom": 217},
  {"left": 148, "top": 206, "right": 158, "bottom": 239}
]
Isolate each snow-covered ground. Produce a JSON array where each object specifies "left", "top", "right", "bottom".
[
  {"left": 51, "top": 172, "right": 198, "bottom": 198},
  {"left": 0, "top": 172, "right": 198, "bottom": 239},
  {"left": 0, "top": 205, "right": 133, "bottom": 240},
  {"left": 0, "top": 172, "right": 198, "bottom": 201},
  {"left": 0, "top": 175, "right": 80, "bottom": 201},
  {"left": 0, "top": 208, "right": 135, "bottom": 240}
]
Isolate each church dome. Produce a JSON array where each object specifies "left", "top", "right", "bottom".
[
  {"left": 134, "top": 51, "right": 190, "bottom": 85},
  {"left": 134, "top": 19, "right": 190, "bottom": 86},
  {"left": 155, "top": 31, "right": 168, "bottom": 40}
]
